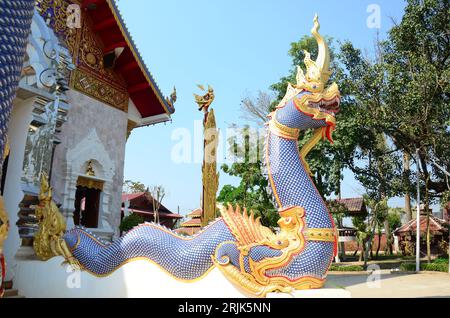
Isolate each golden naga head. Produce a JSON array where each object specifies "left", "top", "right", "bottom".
[
  {"left": 296, "top": 15, "right": 332, "bottom": 92},
  {"left": 277, "top": 15, "right": 340, "bottom": 116}
]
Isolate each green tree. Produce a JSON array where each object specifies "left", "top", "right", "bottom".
[
  {"left": 123, "top": 180, "right": 146, "bottom": 193},
  {"left": 352, "top": 214, "right": 370, "bottom": 262},
  {"left": 339, "top": 0, "right": 449, "bottom": 262},
  {"left": 217, "top": 126, "right": 278, "bottom": 227},
  {"left": 119, "top": 213, "right": 144, "bottom": 234}
]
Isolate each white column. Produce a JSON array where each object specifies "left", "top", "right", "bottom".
[{"left": 3, "top": 98, "right": 34, "bottom": 281}]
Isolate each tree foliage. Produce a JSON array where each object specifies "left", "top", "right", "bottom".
[
  {"left": 123, "top": 180, "right": 146, "bottom": 194},
  {"left": 219, "top": 0, "right": 449, "bottom": 242},
  {"left": 217, "top": 126, "right": 278, "bottom": 227},
  {"left": 119, "top": 213, "right": 144, "bottom": 234}
]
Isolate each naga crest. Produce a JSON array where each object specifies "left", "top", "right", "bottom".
[{"left": 275, "top": 14, "right": 340, "bottom": 143}]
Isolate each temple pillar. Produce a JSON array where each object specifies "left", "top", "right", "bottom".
[{"left": 3, "top": 97, "right": 34, "bottom": 281}]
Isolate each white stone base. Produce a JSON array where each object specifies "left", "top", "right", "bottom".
[
  {"left": 267, "top": 289, "right": 352, "bottom": 298},
  {"left": 14, "top": 257, "right": 351, "bottom": 298}
]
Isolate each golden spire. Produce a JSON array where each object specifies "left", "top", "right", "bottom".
[
  {"left": 296, "top": 15, "right": 332, "bottom": 89},
  {"left": 278, "top": 15, "right": 334, "bottom": 108}
]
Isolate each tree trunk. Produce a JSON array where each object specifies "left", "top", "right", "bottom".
[
  {"left": 375, "top": 228, "right": 382, "bottom": 259},
  {"left": 359, "top": 241, "right": 364, "bottom": 262},
  {"left": 425, "top": 177, "right": 431, "bottom": 263},
  {"left": 403, "top": 152, "right": 412, "bottom": 222},
  {"left": 364, "top": 214, "right": 377, "bottom": 267},
  {"left": 384, "top": 219, "right": 393, "bottom": 255}
]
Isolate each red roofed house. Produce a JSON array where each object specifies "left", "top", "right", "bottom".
[
  {"left": 332, "top": 198, "right": 368, "bottom": 217},
  {"left": 122, "top": 192, "right": 182, "bottom": 230},
  {"left": 394, "top": 213, "right": 449, "bottom": 256}
]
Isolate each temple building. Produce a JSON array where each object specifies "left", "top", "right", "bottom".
[
  {"left": 121, "top": 192, "right": 182, "bottom": 230},
  {"left": 1, "top": 0, "right": 175, "bottom": 282},
  {"left": 175, "top": 208, "right": 203, "bottom": 236}
]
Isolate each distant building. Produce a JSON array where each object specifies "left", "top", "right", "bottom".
[
  {"left": 121, "top": 193, "right": 182, "bottom": 229},
  {"left": 331, "top": 198, "right": 368, "bottom": 216},
  {"left": 175, "top": 208, "right": 203, "bottom": 236},
  {"left": 394, "top": 215, "right": 449, "bottom": 256}
]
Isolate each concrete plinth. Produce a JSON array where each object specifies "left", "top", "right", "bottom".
[{"left": 14, "top": 257, "right": 351, "bottom": 298}]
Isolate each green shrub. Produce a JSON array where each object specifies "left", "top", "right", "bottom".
[
  {"left": 329, "top": 264, "right": 364, "bottom": 272},
  {"left": 433, "top": 257, "right": 449, "bottom": 264},
  {"left": 119, "top": 213, "right": 145, "bottom": 234},
  {"left": 400, "top": 263, "right": 416, "bottom": 271},
  {"left": 400, "top": 260, "right": 449, "bottom": 272},
  {"left": 422, "top": 263, "right": 448, "bottom": 272}
]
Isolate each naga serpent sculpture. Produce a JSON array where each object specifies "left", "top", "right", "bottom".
[{"left": 36, "top": 16, "right": 341, "bottom": 297}]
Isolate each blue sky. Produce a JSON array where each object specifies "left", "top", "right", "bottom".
[{"left": 117, "top": 0, "right": 408, "bottom": 216}]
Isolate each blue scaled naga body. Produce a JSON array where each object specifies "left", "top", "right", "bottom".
[{"left": 44, "top": 16, "right": 342, "bottom": 298}]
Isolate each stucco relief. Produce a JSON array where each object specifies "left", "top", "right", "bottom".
[{"left": 51, "top": 90, "right": 128, "bottom": 240}]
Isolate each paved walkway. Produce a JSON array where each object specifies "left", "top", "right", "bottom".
[{"left": 325, "top": 271, "right": 450, "bottom": 298}]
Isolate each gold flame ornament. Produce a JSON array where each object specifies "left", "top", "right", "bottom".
[
  {"left": 33, "top": 174, "right": 81, "bottom": 268},
  {"left": 277, "top": 15, "right": 338, "bottom": 108}
]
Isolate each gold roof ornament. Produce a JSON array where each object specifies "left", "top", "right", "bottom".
[
  {"left": 194, "top": 84, "right": 215, "bottom": 113},
  {"left": 277, "top": 15, "right": 334, "bottom": 108},
  {"left": 86, "top": 160, "right": 96, "bottom": 176},
  {"left": 166, "top": 86, "right": 177, "bottom": 108},
  {"left": 296, "top": 14, "right": 332, "bottom": 87}
]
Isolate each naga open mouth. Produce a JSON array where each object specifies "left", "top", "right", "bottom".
[{"left": 307, "top": 95, "right": 340, "bottom": 116}]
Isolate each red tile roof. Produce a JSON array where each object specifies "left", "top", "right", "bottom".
[
  {"left": 331, "top": 198, "right": 367, "bottom": 215},
  {"left": 121, "top": 207, "right": 182, "bottom": 219},
  {"left": 82, "top": 0, "right": 175, "bottom": 117},
  {"left": 394, "top": 215, "right": 449, "bottom": 235},
  {"left": 121, "top": 192, "right": 180, "bottom": 218},
  {"left": 122, "top": 192, "right": 145, "bottom": 201},
  {"left": 187, "top": 208, "right": 202, "bottom": 218}
]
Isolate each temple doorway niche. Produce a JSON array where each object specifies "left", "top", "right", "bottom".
[{"left": 74, "top": 176, "right": 104, "bottom": 228}]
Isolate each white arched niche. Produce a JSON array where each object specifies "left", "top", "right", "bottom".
[{"left": 63, "top": 129, "right": 115, "bottom": 239}]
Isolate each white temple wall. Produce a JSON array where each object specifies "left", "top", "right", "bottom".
[
  {"left": 3, "top": 98, "right": 35, "bottom": 281},
  {"left": 51, "top": 89, "right": 128, "bottom": 240}
]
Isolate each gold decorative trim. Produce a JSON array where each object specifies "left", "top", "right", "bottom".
[
  {"left": 126, "top": 120, "right": 138, "bottom": 140},
  {"left": 71, "top": 69, "right": 129, "bottom": 112},
  {"left": 299, "top": 127, "right": 327, "bottom": 176},
  {"left": 215, "top": 206, "right": 312, "bottom": 297},
  {"left": 304, "top": 228, "right": 336, "bottom": 243},
  {"left": 201, "top": 108, "right": 219, "bottom": 226},
  {"left": 268, "top": 116, "right": 300, "bottom": 140},
  {"left": 76, "top": 176, "right": 104, "bottom": 191},
  {"left": 180, "top": 224, "right": 202, "bottom": 228}
]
